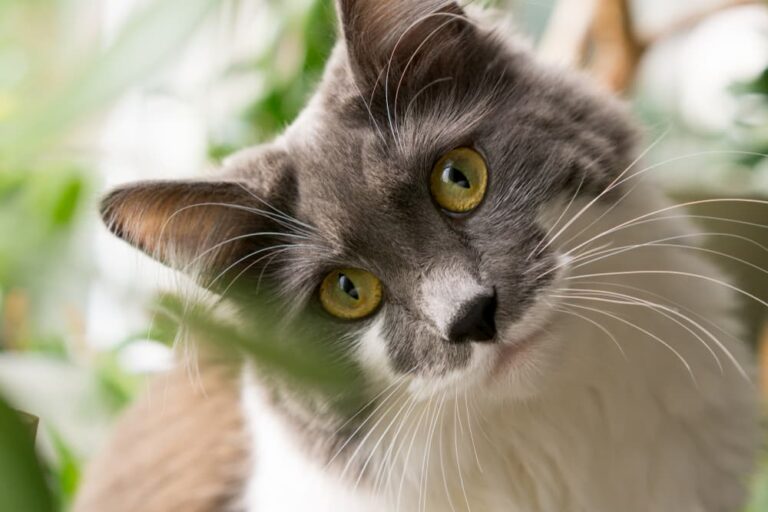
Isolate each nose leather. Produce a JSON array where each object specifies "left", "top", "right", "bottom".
[{"left": 447, "top": 292, "right": 497, "bottom": 343}]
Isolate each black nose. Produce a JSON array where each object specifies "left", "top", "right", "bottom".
[{"left": 447, "top": 292, "right": 497, "bottom": 343}]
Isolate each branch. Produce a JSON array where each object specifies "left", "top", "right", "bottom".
[
  {"left": 539, "top": 0, "right": 765, "bottom": 94},
  {"left": 587, "top": 0, "right": 645, "bottom": 93}
]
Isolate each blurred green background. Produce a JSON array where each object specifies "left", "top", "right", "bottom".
[{"left": 0, "top": 0, "right": 767, "bottom": 510}]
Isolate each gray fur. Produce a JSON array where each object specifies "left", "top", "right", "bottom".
[{"left": 102, "top": 0, "right": 637, "bottom": 443}]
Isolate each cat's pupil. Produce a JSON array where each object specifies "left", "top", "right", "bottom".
[
  {"left": 339, "top": 274, "right": 360, "bottom": 300},
  {"left": 442, "top": 166, "right": 471, "bottom": 189}
]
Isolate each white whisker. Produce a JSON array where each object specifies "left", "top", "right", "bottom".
[
  {"left": 557, "top": 290, "right": 729, "bottom": 374},
  {"left": 556, "top": 300, "right": 698, "bottom": 385},
  {"left": 533, "top": 126, "right": 672, "bottom": 257},
  {"left": 567, "top": 270, "right": 768, "bottom": 310},
  {"left": 327, "top": 376, "right": 410, "bottom": 470},
  {"left": 554, "top": 305, "right": 626, "bottom": 359},
  {"left": 563, "top": 198, "right": 768, "bottom": 260}
]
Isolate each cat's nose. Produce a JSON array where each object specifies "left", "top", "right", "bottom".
[{"left": 447, "top": 292, "right": 497, "bottom": 343}]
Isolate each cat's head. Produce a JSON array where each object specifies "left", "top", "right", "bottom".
[{"left": 102, "top": 0, "right": 637, "bottom": 400}]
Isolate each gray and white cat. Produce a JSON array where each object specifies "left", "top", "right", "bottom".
[{"left": 81, "top": 1, "right": 760, "bottom": 511}]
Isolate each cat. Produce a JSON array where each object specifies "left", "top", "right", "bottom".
[{"left": 75, "top": 1, "right": 761, "bottom": 511}]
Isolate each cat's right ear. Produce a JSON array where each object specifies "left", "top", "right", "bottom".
[
  {"left": 100, "top": 150, "right": 297, "bottom": 291},
  {"left": 336, "top": 0, "right": 472, "bottom": 86}
]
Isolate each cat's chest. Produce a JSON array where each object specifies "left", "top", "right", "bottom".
[
  {"left": 243, "top": 419, "right": 511, "bottom": 512},
  {"left": 241, "top": 387, "right": 388, "bottom": 512},
  {"left": 241, "top": 384, "right": 514, "bottom": 512},
  {"left": 245, "top": 445, "right": 388, "bottom": 512}
]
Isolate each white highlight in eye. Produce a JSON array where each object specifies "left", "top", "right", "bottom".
[{"left": 419, "top": 265, "right": 486, "bottom": 337}]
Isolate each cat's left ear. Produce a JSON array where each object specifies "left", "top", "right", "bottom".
[
  {"left": 336, "top": 0, "right": 473, "bottom": 87},
  {"left": 100, "top": 148, "right": 297, "bottom": 291}
]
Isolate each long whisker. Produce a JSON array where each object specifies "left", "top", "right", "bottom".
[
  {"left": 404, "top": 77, "right": 454, "bottom": 121},
  {"left": 554, "top": 305, "right": 626, "bottom": 359},
  {"left": 185, "top": 230, "right": 307, "bottom": 270},
  {"left": 158, "top": 201, "right": 314, "bottom": 247},
  {"left": 374, "top": 393, "right": 419, "bottom": 496},
  {"left": 566, "top": 269, "right": 768, "bottom": 309},
  {"left": 543, "top": 231, "right": 768, "bottom": 282},
  {"left": 413, "top": 395, "right": 437, "bottom": 512},
  {"left": 556, "top": 290, "right": 728, "bottom": 374},
  {"left": 439, "top": 394, "right": 458, "bottom": 512},
  {"left": 579, "top": 280, "right": 748, "bottom": 356},
  {"left": 462, "top": 389, "right": 483, "bottom": 473},
  {"left": 349, "top": 71, "right": 388, "bottom": 145},
  {"left": 326, "top": 375, "right": 410, "bottom": 470},
  {"left": 557, "top": 181, "right": 642, "bottom": 254},
  {"left": 382, "top": 5, "right": 475, "bottom": 149},
  {"left": 232, "top": 182, "right": 319, "bottom": 235},
  {"left": 571, "top": 241, "right": 768, "bottom": 282},
  {"left": 331, "top": 374, "right": 411, "bottom": 440},
  {"left": 610, "top": 149, "right": 768, "bottom": 191},
  {"left": 556, "top": 300, "right": 698, "bottom": 385},
  {"left": 563, "top": 198, "right": 768, "bottom": 260},
  {"left": 527, "top": 172, "right": 586, "bottom": 261},
  {"left": 353, "top": 389, "right": 416, "bottom": 492},
  {"left": 339, "top": 383, "right": 412, "bottom": 484},
  {"left": 532, "top": 126, "right": 672, "bottom": 257},
  {"left": 396, "top": 396, "right": 433, "bottom": 512},
  {"left": 213, "top": 244, "right": 317, "bottom": 295},
  {"left": 454, "top": 389, "right": 473, "bottom": 512},
  {"left": 420, "top": 394, "right": 445, "bottom": 512},
  {"left": 391, "top": 13, "right": 469, "bottom": 145}
]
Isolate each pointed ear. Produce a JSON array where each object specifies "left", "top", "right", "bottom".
[
  {"left": 100, "top": 153, "right": 297, "bottom": 290},
  {"left": 336, "top": 0, "right": 471, "bottom": 86}
]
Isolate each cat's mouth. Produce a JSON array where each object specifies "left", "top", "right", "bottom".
[
  {"left": 490, "top": 325, "right": 548, "bottom": 377},
  {"left": 484, "top": 284, "right": 564, "bottom": 382}
]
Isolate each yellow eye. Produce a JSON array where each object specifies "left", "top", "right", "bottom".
[
  {"left": 430, "top": 148, "right": 488, "bottom": 213},
  {"left": 319, "top": 268, "right": 383, "bottom": 320}
]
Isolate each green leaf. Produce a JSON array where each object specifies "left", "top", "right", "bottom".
[
  {"left": 50, "top": 175, "right": 84, "bottom": 227},
  {"left": 0, "top": 395, "right": 55, "bottom": 512},
  {"left": 0, "top": 0, "right": 223, "bottom": 165},
  {"left": 48, "top": 428, "right": 82, "bottom": 508},
  {"left": 152, "top": 292, "right": 366, "bottom": 414},
  {"left": 93, "top": 355, "right": 143, "bottom": 414},
  {"left": 746, "top": 458, "right": 768, "bottom": 512},
  {"left": 733, "top": 68, "right": 768, "bottom": 96}
]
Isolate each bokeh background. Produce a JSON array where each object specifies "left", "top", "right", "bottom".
[{"left": 1, "top": 0, "right": 767, "bottom": 509}]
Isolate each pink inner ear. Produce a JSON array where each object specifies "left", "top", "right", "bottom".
[{"left": 100, "top": 181, "right": 268, "bottom": 278}]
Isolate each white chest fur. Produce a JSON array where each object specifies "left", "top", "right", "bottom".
[{"left": 242, "top": 379, "right": 391, "bottom": 512}]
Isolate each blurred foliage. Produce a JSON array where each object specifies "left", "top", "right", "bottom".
[
  {"left": 210, "top": 0, "right": 337, "bottom": 159},
  {"left": 153, "top": 292, "right": 365, "bottom": 414},
  {"left": 733, "top": 65, "right": 768, "bottom": 168},
  {"left": 48, "top": 427, "right": 83, "bottom": 509},
  {"left": 0, "top": 395, "right": 55, "bottom": 512},
  {"left": 0, "top": 0, "right": 223, "bottom": 166},
  {"left": 0, "top": 1, "right": 359, "bottom": 508},
  {"left": 0, "top": 0, "right": 226, "bottom": 508},
  {"left": 750, "top": 459, "right": 768, "bottom": 512}
]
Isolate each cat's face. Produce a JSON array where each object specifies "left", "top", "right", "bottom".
[{"left": 102, "top": 0, "right": 636, "bottom": 399}]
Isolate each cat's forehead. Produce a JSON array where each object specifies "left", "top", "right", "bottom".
[
  {"left": 291, "top": 45, "right": 506, "bottom": 146},
  {"left": 268, "top": 24, "right": 636, "bottom": 254},
  {"left": 290, "top": 141, "right": 432, "bottom": 252}
]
